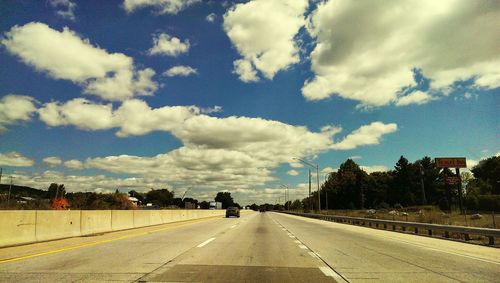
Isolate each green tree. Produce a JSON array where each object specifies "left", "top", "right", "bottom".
[
  {"left": 47, "top": 183, "right": 66, "bottom": 199},
  {"left": 199, "top": 201, "right": 210, "bottom": 209},
  {"left": 471, "top": 156, "right": 500, "bottom": 194},
  {"left": 214, "top": 192, "right": 234, "bottom": 209},
  {"left": 145, "top": 189, "right": 174, "bottom": 207}
]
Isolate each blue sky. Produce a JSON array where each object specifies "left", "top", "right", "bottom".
[{"left": 0, "top": 0, "right": 498, "bottom": 204}]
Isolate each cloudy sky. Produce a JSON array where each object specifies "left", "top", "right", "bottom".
[{"left": 0, "top": 0, "right": 498, "bottom": 204}]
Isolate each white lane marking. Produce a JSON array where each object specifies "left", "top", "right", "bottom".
[
  {"left": 308, "top": 251, "right": 320, "bottom": 259},
  {"left": 281, "top": 228, "right": 286, "bottom": 231},
  {"left": 230, "top": 225, "right": 237, "bottom": 228},
  {"left": 319, "top": 266, "right": 348, "bottom": 282},
  {"left": 299, "top": 244, "right": 308, "bottom": 249},
  {"left": 197, "top": 237, "right": 216, "bottom": 248},
  {"left": 294, "top": 240, "right": 301, "bottom": 244},
  {"left": 289, "top": 235, "right": 296, "bottom": 239}
]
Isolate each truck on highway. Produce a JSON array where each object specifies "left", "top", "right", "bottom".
[{"left": 209, "top": 201, "right": 222, "bottom": 209}]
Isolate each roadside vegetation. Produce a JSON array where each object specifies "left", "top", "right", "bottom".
[{"left": 282, "top": 155, "right": 500, "bottom": 228}]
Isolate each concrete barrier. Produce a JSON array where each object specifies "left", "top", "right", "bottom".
[
  {"left": 81, "top": 210, "right": 112, "bottom": 235},
  {"left": 0, "top": 210, "right": 36, "bottom": 247},
  {"left": 133, "top": 210, "right": 151, "bottom": 228},
  {"left": 36, "top": 210, "right": 81, "bottom": 242},
  {"left": 111, "top": 210, "right": 134, "bottom": 231},
  {"left": 0, "top": 209, "right": 228, "bottom": 247}
]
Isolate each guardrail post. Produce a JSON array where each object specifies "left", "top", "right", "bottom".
[
  {"left": 402, "top": 226, "right": 406, "bottom": 232},
  {"left": 392, "top": 225, "right": 396, "bottom": 230},
  {"left": 444, "top": 231, "right": 450, "bottom": 238},
  {"left": 488, "top": 236, "right": 494, "bottom": 245},
  {"left": 383, "top": 224, "right": 387, "bottom": 229},
  {"left": 463, "top": 233, "right": 470, "bottom": 241},
  {"left": 414, "top": 227, "right": 418, "bottom": 234},
  {"left": 428, "top": 229, "right": 432, "bottom": 236}
]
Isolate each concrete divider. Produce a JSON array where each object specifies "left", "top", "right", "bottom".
[
  {"left": 0, "top": 210, "right": 37, "bottom": 247},
  {"left": 36, "top": 210, "right": 81, "bottom": 242},
  {"left": 81, "top": 210, "right": 112, "bottom": 235},
  {"left": 0, "top": 209, "right": 231, "bottom": 248},
  {"left": 111, "top": 210, "right": 134, "bottom": 231},
  {"left": 133, "top": 210, "right": 151, "bottom": 228}
]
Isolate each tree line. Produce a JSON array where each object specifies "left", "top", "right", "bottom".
[{"left": 288, "top": 155, "right": 500, "bottom": 212}]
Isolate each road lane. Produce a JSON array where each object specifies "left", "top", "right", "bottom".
[
  {"left": 140, "top": 212, "right": 338, "bottom": 282},
  {"left": 272, "top": 212, "right": 500, "bottom": 282},
  {"left": 0, "top": 213, "right": 254, "bottom": 282}
]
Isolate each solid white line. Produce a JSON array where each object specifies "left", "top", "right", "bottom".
[
  {"left": 308, "top": 251, "right": 319, "bottom": 259},
  {"left": 299, "top": 244, "right": 308, "bottom": 249},
  {"left": 197, "top": 237, "right": 216, "bottom": 248},
  {"left": 319, "top": 266, "right": 348, "bottom": 282}
]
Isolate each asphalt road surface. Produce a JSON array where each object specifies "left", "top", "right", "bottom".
[{"left": 0, "top": 212, "right": 499, "bottom": 282}]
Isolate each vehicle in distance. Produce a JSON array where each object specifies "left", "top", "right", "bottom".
[
  {"left": 209, "top": 201, "right": 222, "bottom": 210},
  {"left": 225, "top": 206, "right": 240, "bottom": 218}
]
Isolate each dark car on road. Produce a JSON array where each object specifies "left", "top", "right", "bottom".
[{"left": 225, "top": 206, "right": 240, "bottom": 218}]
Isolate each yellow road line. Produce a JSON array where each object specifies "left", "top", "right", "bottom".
[{"left": 0, "top": 216, "right": 221, "bottom": 265}]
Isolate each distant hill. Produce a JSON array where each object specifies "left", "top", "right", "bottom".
[{"left": 0, "top": 184, "right": 47, "bottom": 198}]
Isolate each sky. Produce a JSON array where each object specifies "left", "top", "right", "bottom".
[{"left": 0, "top": 0, "right": 498, "bottom": 205}]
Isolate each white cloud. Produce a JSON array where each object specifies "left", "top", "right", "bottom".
[
  {"left": 32, "top": 95, "right": 397, "bottom": 193},
  {"left": 123, "top": 0, "right": 201, "bottom": 15},
  {"left": 0, "top": 152, "right": 35, "bottom": 167},
  {"left": 43, "top": 156, "right": 62, "bottom": 167},
  {"left": 0, "top": 95, "right": 37, "bottom": 132},
  {"left": 38, "top": 98, "right": 115, "bottom": 130},
  {"left": 10, "top": 170, "right": 166, "bottom": 193},
  {"left": 349, "top": 155, "right": 361, "bottom": 160},
  {"left": 49, "top": 0, "right": 77, "bottom": 21},
  {"left": 331, "top": 122, "right": 398, "bottom": 150},
  {"left": 1, "top": 22, "right": 157, "bottom": 101},
  {"left": 232, "top": 59, "right": 259, "bottom": 82},
  {"left": 303, "top": 0, "right": 500, "bottom": 107},
  {"left": 38, "top": 98, "right": 197, "bottom": 137},
  {"left": 395, "top": 91, "right": 436, "bottom": 106},
  {"left": 321, "top": 167, "right": 336, "bottom": 174},
  {"left": 163, "top": 65, "right": 197, "bottom": 77},
  {"left": 148, "top": 33, "right": 190, "bottom": 57},
  {"left": 287, "top": 170, "right": 299, "bottom": 176},
  {"left": 360, "top": 165, "right": 389, "bottom": 173},
  {"left": 64, "top": 159, "right": 84, "bottom": 170},
  {"left": 206, "top": 13, "right": 216, "bottom": 23},
  {"left": 223, "top": 0, "right": 309, "bottom": 82}
]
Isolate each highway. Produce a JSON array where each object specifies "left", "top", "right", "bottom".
[{"left": 0, "top": 211, "right": 499, "bottom": 282}]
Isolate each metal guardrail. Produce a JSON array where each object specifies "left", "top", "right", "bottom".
[{"left": 282, "top": 211, "right": 500, "bottom": 246}]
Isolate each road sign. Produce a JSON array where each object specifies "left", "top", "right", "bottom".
[
  {"left": 444, "top": 176, "right": 461, "bottom": 185},
  {"left": 435, "top": 157, "right": 467, "bottom": 168}
]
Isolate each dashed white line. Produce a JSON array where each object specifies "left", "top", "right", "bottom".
[
  {"left": 230, "top": 225, "right": 237, "bottom": 228},
  {"left": 197, "top": 237, "right": 216, "bottom": 247},
  {"left": 299, "top": 244, "right": 308, "bottom": 249},
  {"left": 294, "top": 240, "right": 301, "bottom": 244}
]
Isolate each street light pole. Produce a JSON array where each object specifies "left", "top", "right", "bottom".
[
  {"left": 294, "top": 158, "right": 321, "bottom": 211},
  {"left": 280, "top": 184, "right": 289, "bottom": 210}
]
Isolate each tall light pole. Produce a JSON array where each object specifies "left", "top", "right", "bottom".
[
  {"left": 7, "top": 176, "right": 13, "bottom": 206},
  {"left": 280, "top": 184, "right": 289, "bottom": 210},
  {"left": 294, "top": 158, "right": 320, "bottom": 211}
]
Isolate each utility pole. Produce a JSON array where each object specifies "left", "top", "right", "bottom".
[
  {"left": 308, "top": 168, "right": 312, "bottom": 210},
  {"left": 419, "top": 162, "right": 427, "bottom": 205},
  {"left": 7, "top": 176, "right": 13, "bottom": 206},
  {"left": 316, "top": 165, "right": 320, "bottom": 211}
]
